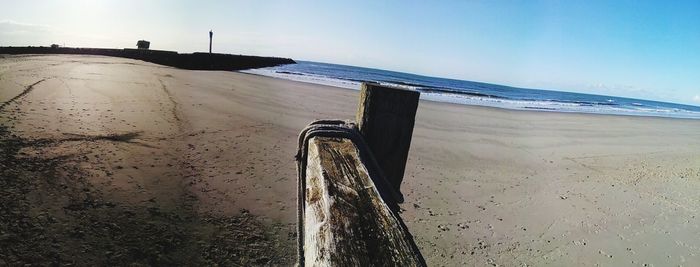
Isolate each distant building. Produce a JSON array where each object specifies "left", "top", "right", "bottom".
[
  {"left": 136, "top": 40, "right": 150, "bottom": 50},
  {"left": 50, "top": 44, "right": 60, "bottom": 49}
]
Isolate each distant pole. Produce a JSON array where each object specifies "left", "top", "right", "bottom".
[
  {"left": 209, "top": 30, "right": 213, "bottom": 54},
  {"left": 356, "top": 82, "right": 420, "bottom": 202}
]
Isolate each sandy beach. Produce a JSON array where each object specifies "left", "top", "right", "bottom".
[{"left": 2, "top": 54, "right": 699, "bottom": 266}]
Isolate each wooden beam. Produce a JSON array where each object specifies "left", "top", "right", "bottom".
[
  {"left": 302, "top": 136, "right": 424, "bottom": 266},
  {"left": 356, "top": 82, "right": 420, "bottom": 201}
]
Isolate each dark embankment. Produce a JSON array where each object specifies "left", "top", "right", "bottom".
[{"left": 0, "top": 46, "right": 296, "bottom": 70}]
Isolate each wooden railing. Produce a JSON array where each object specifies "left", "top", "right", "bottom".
[{"left": 296, "top": 83, "right": 425, "bottom": 266}]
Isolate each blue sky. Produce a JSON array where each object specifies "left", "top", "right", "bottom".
[{"left": 1, "top": 0, "right": 699, "bottom": 105}]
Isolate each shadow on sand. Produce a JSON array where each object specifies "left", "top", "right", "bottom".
[{"left": 0, "top": 125, "right": 295, "bottom": 265}]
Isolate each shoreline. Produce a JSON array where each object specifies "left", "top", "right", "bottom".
[
  {"left": 238, "top": 70, "right": 700, "bottom": 123},
  {"left": 241, "top": 64, "right": 700, "bottom": 120}
]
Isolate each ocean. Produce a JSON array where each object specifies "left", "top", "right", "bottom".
[{"left": 242, "top": 61, "right": 700, "bottom": 119}]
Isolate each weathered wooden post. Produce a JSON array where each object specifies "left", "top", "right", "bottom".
[
  {"left": 356, "top": 82, "right": 420, "bottom": 201},
  {"left": 297, "top": 84, "right": 423, "bottom": 266}
]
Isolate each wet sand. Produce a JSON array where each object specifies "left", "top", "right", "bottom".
[{"left": 1, "top": 54, "right": 699, "bottom": 266}]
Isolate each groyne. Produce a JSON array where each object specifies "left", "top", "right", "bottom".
[{"left": 0, "top": 46, "right": 295, "bottom": 71}]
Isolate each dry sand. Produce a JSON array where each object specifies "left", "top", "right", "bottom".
[{"left": 1, "top": 54, "right": 699, "bottom": 266}]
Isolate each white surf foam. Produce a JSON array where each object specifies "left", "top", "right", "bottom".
[
  {"left": 241, "top": 68, "right": 361, "bottom": 90},
  {"left": 241, "top": 68, "right": 700, "bottom": 119}
]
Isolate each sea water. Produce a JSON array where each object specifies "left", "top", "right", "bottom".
[{"left": 242, "top": 61, "right": 700, "bottom": 119}]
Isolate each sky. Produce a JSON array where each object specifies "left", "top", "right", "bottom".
[{"left": 1, "top": 0, "right": 699, "bottom": 105}]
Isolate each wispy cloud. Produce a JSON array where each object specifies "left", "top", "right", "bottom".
[
  {"left": 0, "top": 20, "right": 60, "bottom": 46},
  {"left": 0, "top": 19, "right": 127, "bottom": 48},
  {"left": 0, "top": 20, "right": 54, "bottom": 34}
]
